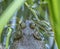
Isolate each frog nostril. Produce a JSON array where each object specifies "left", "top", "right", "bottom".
[{"left": 29, "top": 22, "right": 36, "bottom": 29}]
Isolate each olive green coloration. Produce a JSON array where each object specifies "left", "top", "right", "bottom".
[
  {"left": 29, "top": 22, "right": 36, "bottom": 29},
  {"left": 20, "top": 22, "right": 26, "bottom": 29},
  {"left": 0, "top": 0, "right": 25, "bottom": 42},
  {"left": 14, "top": 31, "right": 23, "bottom": 41}
]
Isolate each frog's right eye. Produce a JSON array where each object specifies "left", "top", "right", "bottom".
[
  {"left": 20, "top": 22, "right": 26, "bottom": 29},
  {"left": 29, "top": 23, "right": 36, "bottom": 29}
]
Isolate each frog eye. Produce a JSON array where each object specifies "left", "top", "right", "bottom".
[
  {"left": 29, "top": 22, "right": 36, "bottom": 29},
  {"left": 20, "top": 22, "right": 26, "bottom": 29}
]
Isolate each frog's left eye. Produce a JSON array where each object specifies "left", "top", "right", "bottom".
[
  {"left": 20, "top": 22, "right": 26, "bottom": 29},
  {"left": 29, "top": 23, "right": 36, "bottom": 29}
]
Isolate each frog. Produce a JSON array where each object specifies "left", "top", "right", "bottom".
[{"left": 10, "top": 20, "right": 46, "bottom": 49}]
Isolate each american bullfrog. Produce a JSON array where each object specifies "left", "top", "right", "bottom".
[{"left": 10, "top": 20, "right": 46, "bottom": 49}]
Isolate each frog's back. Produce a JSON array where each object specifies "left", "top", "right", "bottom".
[{"left": 10, "top": 20, "right": 46, "bottom": 49}]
